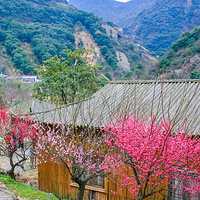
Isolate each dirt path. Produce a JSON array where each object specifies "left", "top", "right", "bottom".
[
  {"left": 0, "top": 182, "right": 16, "bottom": 200},
  {"left": 0, "top": 149, "right": 39, "bottom": 200}
]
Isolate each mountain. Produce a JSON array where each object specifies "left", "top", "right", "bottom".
[
  {"left": 0, "top": 0, "right": 157, "bottom": 80},
  {"left": 69, "top": 0, "right": 155, "bottom": 28},
  {"left": 69, "top": 0, "right": 200, "bottom": 56},
  {"left": 157, "top": 26, "right": 200, "bottom": 79}
]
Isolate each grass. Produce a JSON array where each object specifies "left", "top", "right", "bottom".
[{"left": 0, "top": 174, "right": 59, "bottom": 200}]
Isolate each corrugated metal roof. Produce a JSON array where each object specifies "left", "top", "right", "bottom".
[
  {"left": 30, "top": 79, "right": 200, "bottom": 135},
  {"left": 9, "top": 98, "right": 56, "bottom": 115}
]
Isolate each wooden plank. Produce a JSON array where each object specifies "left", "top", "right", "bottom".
[{"left": 38, "top": 155, "right": 169, "bottom": 200}]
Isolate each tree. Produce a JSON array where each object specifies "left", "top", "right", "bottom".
[
  {"left": 34, "top": 49, "right": 102, "bottom": 104},
  {"left": 102, "top": 114, "right": 200, "bottom": 200},
  {"left": 0, "top": 107, "right": 37, "bottom": 179},
  {"left": 36, "top": 122, "right": 109, "bottom": 200},
  {"left": 0, "top": 90, "right": 5, "bottom": 107},
  {"left": 0, "top": 79, "right": 33, "bottom": 106}
]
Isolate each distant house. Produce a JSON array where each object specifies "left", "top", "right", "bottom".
[
  {"left": 11, "top": 79, "right": 200, "bottom": 200},
  {"left": 0, "top": 72, "right": 8, "bottom": 78},
  {"left": 6, "top": 75, "right": 40, "bottom": 84},
  {"left": 22, "top": 76, "right": 40, "bottom": 84}
]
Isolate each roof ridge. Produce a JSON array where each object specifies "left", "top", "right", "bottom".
[{"left": 109, "top": 79, "right": 200, "bottom": 84}]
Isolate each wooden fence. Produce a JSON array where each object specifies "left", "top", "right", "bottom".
[{"left": 38, "top": 162, "right": 167, "bottom": 200}]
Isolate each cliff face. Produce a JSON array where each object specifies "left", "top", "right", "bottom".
[
  {"left": 74, "top": 24, "right": 131, "bottom": 72},
  {"left": 116, "top": 51, "right": 130, "bottom": 71},
  {"left": 74, "top": 25, "right": 105, "bottom": 66},
  {"left": 102, "top": 24, "right": 123, "bottom": 40},
  {"left": 73, "top": 22, "right": 157, "bottom": 78},
  {"left": 101, "top": 24, "right": 131, "bottom": 72}
]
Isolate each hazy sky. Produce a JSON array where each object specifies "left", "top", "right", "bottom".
[
  {"left": 115, "top": 0, "right": 130, "bottom": 2},
  {"left": 68, "top": 0, "right": 131, "bottom": 2}
]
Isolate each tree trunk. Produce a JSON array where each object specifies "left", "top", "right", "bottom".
[
  {"left": 8, "top": 154, "right": 16, "bottom": 179},
  {"left": 8, "top": 165, "right": 16, "bottom": 180},
  {"left": 77, "top": 182, "right": 86, "bottom": 200},
  {"left": 8, "top": 168, "right": 15, "bottom": 179},
  {"left": 8, "top": 150, "right": 27, "bottom": 180},
  {"left": 137, "top": 188, "right": 144, "bottom": 200}
]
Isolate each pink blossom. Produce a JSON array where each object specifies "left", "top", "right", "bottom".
[
  {"left": 42, "top": 63, "right": 46, "bottom": 72},
  {"left": 39, "top": 87, "right": 43, "bottom": 93},
  {"left": 102, "top": 114, "right": 200, "bottom": 198},
  {"left": 74, "top": 59, "right": 77, "bottom": 69}
]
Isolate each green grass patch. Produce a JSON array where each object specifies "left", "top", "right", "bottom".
[{"left": 0, "top": 174, "right": 58, "bottom": 200}]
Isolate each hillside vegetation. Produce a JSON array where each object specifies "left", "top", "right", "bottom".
[
  {"left": 69, "top": 0, "right": 200, "bottom": 56},
  {"left": 0, "top": 0, "right": 156, "bottom": 79},
  {"left": 0, "top": 174, "right": 58, "bottom": 200},
  {"left": 158, "top": 26, "right": 200, "bottom": 79}
]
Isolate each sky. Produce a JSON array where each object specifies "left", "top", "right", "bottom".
[
  {"left": 68, "top": 0, "right": 131, "bottom": 2},
  {"left": 115, "top": 0, "right": 130, "bottom": 2}
]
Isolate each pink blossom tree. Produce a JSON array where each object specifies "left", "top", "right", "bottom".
[
  {"left": 102, "top": 114, "right": 200, "bottom": 200},
  {"left": 36, "top": 124, "right": 109, "bottom": 200},
  {"left": 0, "top": 107, "right": 37, "bottom": 179}
]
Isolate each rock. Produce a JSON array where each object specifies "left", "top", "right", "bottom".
[
  {"left": 74, "top": 25, "right": 105, "bottom": 66},
  {"left": 116, "top": 51, "right": 130, "bottom": 71},
  {"left": 102, "top": 24, "right": 123, "bottom": 39},
  {"left": 190, "top": 54, "right": 200, "bottom": 65}
]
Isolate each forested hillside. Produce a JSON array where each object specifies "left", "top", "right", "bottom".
[
  {"left": 128, "top": 0, "right": 200, "bottom": 55},
  {"left": 0, "top": 0, "right": 156, "bottom": 79},
  {"left": 158, "top": 26, "right": 200, "bottom": 79},
  {"left": 69, "top": 0, "right": 200, "bottom": 56}
]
